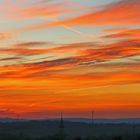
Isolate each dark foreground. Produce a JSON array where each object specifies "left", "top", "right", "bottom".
[{"left": 0, "top": 120, "right": 140, "bottom": 140}]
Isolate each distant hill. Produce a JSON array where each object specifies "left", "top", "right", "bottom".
[
  {"left": 1, "top": 118, "right": 140, "bottom": 124},
  {"left": 50, "top": 118, "right": 140, "bottom": 124},
  {"left": 0, "top": 118, "right": 27, "bottom": 123}
]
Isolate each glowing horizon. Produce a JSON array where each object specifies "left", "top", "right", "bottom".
[{"left": 0, "top": 0, "right": 140, "bottom": 119}]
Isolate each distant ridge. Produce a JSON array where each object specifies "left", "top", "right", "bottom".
[
  {"left": 0, "top": 118, "right": 28, "bottom": 123},
  {"left": 49, "top": 118, "right": 140, "bottom": 124},
  {"left": 1, "top": 118, "right": 140, "bottom": 124}
]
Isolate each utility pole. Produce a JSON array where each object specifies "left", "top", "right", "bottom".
[
  {"left": 90, "top": 111, "right": 95, "bottom": 138},
  {"left": 91, "top": 111, "right": 94, "bottom": 126},
  {"left": 59, "top": 112, "right": 65, "bottom": 140},
  {"left": 60, "top": 112, "right": 64, "bottom": 129}
]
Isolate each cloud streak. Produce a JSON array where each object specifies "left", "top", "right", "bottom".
[{"left": 24, "top": 0, "right": 140, "bottom": 32}]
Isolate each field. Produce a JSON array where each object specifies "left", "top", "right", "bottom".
[{"left": 0, "top": 120, "right": 140, "bottom": 140}]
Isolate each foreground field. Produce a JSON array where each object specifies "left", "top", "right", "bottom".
[{"left": 0, "top": 120, "right": 140, "bottom": 140}]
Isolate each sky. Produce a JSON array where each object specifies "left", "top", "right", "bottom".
[{"left": 0, "top": 0, "right": 140, "bottom": 119}]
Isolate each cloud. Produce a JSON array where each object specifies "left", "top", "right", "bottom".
[
  {"left": 0, "top": 109, "right": 17, "bottom": 118},
  {"left": 0, "top": 0, "right": 81, "bottom": 20},
  {"left": 25, "top": 0, "right": 140, "bottom": 31},
  {"left": 0, "top": 42, "right": 140, "bottom": 90},
  {"left": 0, "top": 35, "right": 140, "bottom": 91},
  {"left": 13, "top": 42, "right": 49, "bottom": 48},
  {"left": 102, "top": 28, "right": 140, "bottom": 40},
  {"left": 3, "top": 39, "right": 140, "bottom": 61},
  {"left": 0, "top": 57, "right": 21, "bottom": 62},
  {"left": 0, "top": 69, "right": 140, "bottom": 91},
  {"left": 0, "top": 42, "right": 94, "bottom": 57},
  {"left": 0, "top": 41, "right": 55, "bottom": 56},
  {"left": 0, "top": 32, "right": 12, "bottom": 40},
  {"left": 0, "top": 39, "right": 140, "bottom": 76},
  {"left": 59, "top": 0, "right": 140, "bottom": 26},
  {"left": 79, "top": 39, "right": 140, "bottom": 63}
]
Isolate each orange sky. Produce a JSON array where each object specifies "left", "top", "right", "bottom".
[{"left": 0, "top": 0, "right": 140, "bottom": 119}]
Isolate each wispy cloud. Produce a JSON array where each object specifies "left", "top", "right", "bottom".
[
  {"left": 0, "top": 32, "right": 12, "bottom": 40},
  {"left": 24, "top": 0, "right": 140, "bottom": 31},
  {"left": 0, "top": 0, "right": 85, "bottom": 22},
  {"left": 102, "top": 28, "right": 140, "bottom": 40}
]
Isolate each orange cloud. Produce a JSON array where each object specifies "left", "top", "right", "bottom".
[
  {"left": 0, "top": 55, "right": 140, "bottom": 118},
  {"left": 19, "top": 3, "right": 76, "bottom": 20},
  {"left": 102, "top": 28, "right": 140, "bottom": 40},
  {"left": 1, "top": 39, "right": 140, "bottom": 61},
  {"left": 0, "top": 82, "right": 140, "bottom": 118},
  {"left": 0, "top": 40, "right": 140, "bottom": 79},
  {"left": 0, "top": 0, "right": 81, "bottom": 20},
  {"left": 0, "top": 32, "right": 12, "bottom": 40},
  {"left": 57, "top": 0, "right": 140, "bottom": 26},
  {"left": 0, "top": 62, "right": 140, "bottom": 89},
  {"left": 25, "top": 0, "right": 140, "bottom": 31},
  {"left": 0, "top": 42, "right": 93, "bottom": 58},
  {"left": 79, "top": 40, "right": 140, "bottom": 62}
]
